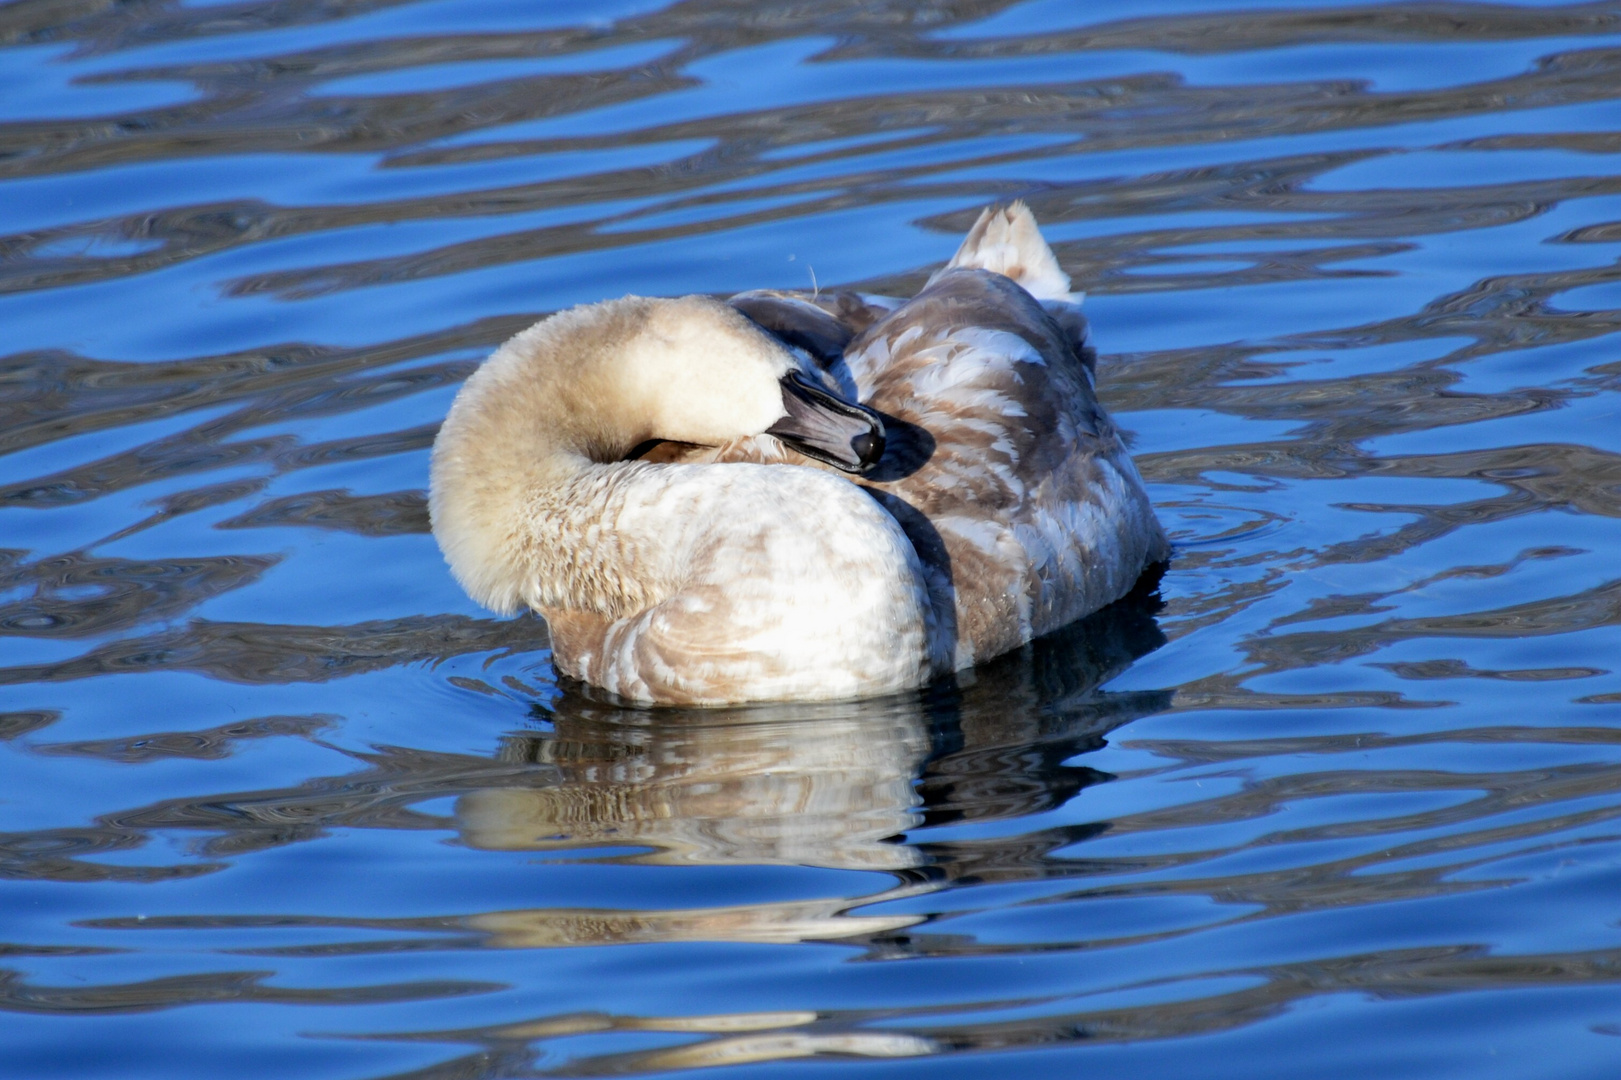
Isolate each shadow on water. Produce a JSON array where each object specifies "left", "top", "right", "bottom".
[{"left": 461, "top": 580, "right": 1170, "bottom": 877}]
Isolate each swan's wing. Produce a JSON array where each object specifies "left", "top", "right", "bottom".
[
  {"left": 728, "top": 290, "right": 903, "bottom": 352},
  {"left": 727, "top": 290, "right": 904, "bottom": 399},
  {"left": 849, "top": 268, "right": 1168, "bottom": 667},
  {"left": 1039, "top": 299, "right": 1095, "bottom": 378},
  {"left": 851, "top": 267, "right": 1100, "bottom": 486},
  {"left": 727, "top": 291, "right": 854, "bottom": 369}
]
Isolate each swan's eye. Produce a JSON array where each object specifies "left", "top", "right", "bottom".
[{"left": 624, "top": 439, "right": 704, "bottom": 464}]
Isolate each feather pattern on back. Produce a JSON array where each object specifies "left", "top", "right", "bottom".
[
  {"left": 849, "top": 268, "right": 1167, "bottom": 667},
  {"left": 730, "top": 203, "right": 1168, "bottom": 669}
]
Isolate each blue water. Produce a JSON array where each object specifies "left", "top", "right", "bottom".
[{"left": 4, "top": 1, "right": 1621, "bottom": 1076}]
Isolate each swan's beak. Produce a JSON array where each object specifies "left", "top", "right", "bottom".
[{"left": 765, "top": 373, "right": 886, "bottom": 474}]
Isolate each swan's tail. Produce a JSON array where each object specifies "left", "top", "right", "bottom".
[{"left": 939, "top": 200, "right": 1078, "bottom": 303}]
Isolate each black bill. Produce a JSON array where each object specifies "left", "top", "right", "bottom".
[{"left": 765, "top": 372, "right": 885, "bottom": 473}]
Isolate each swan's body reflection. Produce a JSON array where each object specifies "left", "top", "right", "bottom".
[
  {"left": 455, "top": 583, "right": 1169, "bottom": 948},
  {"left": 464, "top": 702, "right": 932, "bottom": 870}
]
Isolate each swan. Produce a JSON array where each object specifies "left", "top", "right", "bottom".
[{"left": 429, "top": 202, "right": 1169, "bottom": 705}]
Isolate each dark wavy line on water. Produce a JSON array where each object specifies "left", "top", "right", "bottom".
[
  {"left": 0, "top": 613, "right": 550, "bottom": 691},
  {"left": 0, "top": 968, "right": 501, "bottom": 1015},
  {"left": 0, "top": 316, "right": 521, "bottom": 458},
  {"left": 455, "top": 943, "right": 1621, "bottom": 1076},
  {"left": 0, "top": 551, "right": 276, "bottom": 640},
  {"left": 214, "top": 488, "right": 428, "bottom": 536},
  {"left": 32, "top": 712, "right": 336, "bottom": 763},
  {"left": 0, "top": 362, "right": 463, "bottom": 509},
  {"left": 100, "top": 945, "right": 1621, "bottom": 1076},
  {"left": 877, "top": 3, "right": 1621, "bottom": 58}
]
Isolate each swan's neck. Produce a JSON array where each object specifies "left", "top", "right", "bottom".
[{"left": 430, "top": 346, "right": 658, "bottom": 618}]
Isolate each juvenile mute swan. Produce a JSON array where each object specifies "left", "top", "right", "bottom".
[{"left": 430, "top": 202, "right": 1169, "bottom": 705}]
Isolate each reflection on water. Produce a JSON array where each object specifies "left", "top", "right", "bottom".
[
  {"left": 462, "top": 592, "right": 1164, "bottom": 876},
  {"left": 5, "top": 0, "right": 1621, "bottom": 1077}
]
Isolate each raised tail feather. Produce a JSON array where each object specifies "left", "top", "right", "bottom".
[{"left": 935, "top": 200, "right": 1077, "bottom": 303}]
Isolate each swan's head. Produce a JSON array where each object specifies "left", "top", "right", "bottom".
[
  {"left": 454, "top": 294, "right": 883, "bottom": 472},
  {"left": 429, "top": 295, "right": 884, "bottom": 614},
  {"left": 613, "top": 295, "right": 883, "bottom": 471}
]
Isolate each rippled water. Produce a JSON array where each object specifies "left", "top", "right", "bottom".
[{"left": 5, "top": 1, "right": 1621, "bottom": 1076}]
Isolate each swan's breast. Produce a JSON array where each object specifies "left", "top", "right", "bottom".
[{"left": 546, "top": 465, "right": 939, "bottom": 705}]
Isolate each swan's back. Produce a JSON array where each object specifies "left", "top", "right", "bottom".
[
  {"left": 728, "top": 203, "right": 1169, "bottom": 669},
  {"left": 848, "top": 268, "right": 1168, "bottom": 667}
]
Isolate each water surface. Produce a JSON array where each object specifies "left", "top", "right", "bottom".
[{"left": 4, "top": 1, "right": 1621, "bottom": 1077}]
